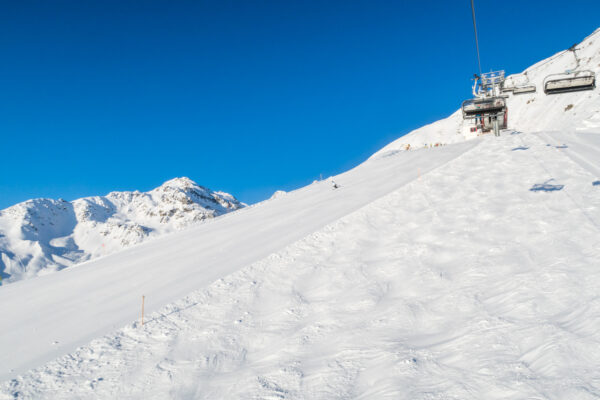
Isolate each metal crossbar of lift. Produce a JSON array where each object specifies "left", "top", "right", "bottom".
[{"left": 480, "top": 71, "right": 505, "bottom": 86}]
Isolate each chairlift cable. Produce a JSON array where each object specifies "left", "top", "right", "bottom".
[{"left": 470, "top": 0, "right": 483, "bottom": 76}]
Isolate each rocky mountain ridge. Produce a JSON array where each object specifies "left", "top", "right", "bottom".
[{"left": 0, "top": 177, "right": 244, "bottom": 284}]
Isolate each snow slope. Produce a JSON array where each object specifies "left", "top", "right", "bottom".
[
  {"left": 0, "top": 140, "right": 476, "bottom": 384},
  {"left": 0, "top": 177, "right": 243, "bottom": 284},
  {"left": 2, "top": 131, "right": 600, "bottom": 399},
  {"left": 373, "top": 27, "right": 600, "bottom": 156},
  {"left": 1, "top": 27, "right": 600, "bottom": 399}
]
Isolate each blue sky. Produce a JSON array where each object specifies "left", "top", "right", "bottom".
[{"left": 1, "top": 0, "right": 599, "bottom": 208}]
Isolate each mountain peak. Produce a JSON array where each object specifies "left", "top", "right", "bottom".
[
  {"left": 158, "top": 177, "right": 200, "bottom": 190},
  {"left": 0, "top": 178, "right": 244, "bottom": 284}
]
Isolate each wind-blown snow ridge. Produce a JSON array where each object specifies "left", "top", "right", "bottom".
[{"left": 0, "top": 177, "right": 244, "bottom": 284}]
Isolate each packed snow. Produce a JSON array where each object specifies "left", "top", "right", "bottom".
[
  {"left": 0, "top": 139, "right": 475, "bottom": 385},
  {"left": 1, "top": 28, "right": 600, "bottom": 400},
  {"left": 0, "top": 177, "right": 243, "bottom": 284},
  {"left": 3, "top": 131, "right": 599, "bottom": 399}
]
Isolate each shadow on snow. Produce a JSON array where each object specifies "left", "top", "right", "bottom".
[{"left": 530, "top": 179, "right": 564, "bottom": 192}]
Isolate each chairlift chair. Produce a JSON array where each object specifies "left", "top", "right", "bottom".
[
  {"left": 512, "top": 85, "right": 536, "bottom": 94},
  {"left": 461, "top": 97, "right": 506, "bottom": 118},
  {"left": 543, "top": 70, "right": 596, "bottom": 94},
  {"left": 543, "top": 44, "right": 596, "bottom": 95},
  {"left": 462, "top": 70, "right": 508, "bottom": 136},
  {"left": 502, "top": 84, "right": 536, "bottom": 95},
  {"left": 461, "top": 97, "right": 507, "bottom": 136},
  {"left": 503, "top": 71, "right": 536, "bottom": 95}
]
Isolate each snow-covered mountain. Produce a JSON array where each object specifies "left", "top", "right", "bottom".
[
  {"left": 0, "top": 177, "right": 244, "bottom": 284},
  {"left": 1, "top": 28, "right": 600, "bottom": 400},
  {"left": 373, "top": 27, "right": 600, "bottom": 157}
]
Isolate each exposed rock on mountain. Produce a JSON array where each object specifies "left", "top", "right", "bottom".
[{"left": 0, "top": 177, "right": 244, "bottom": 284}]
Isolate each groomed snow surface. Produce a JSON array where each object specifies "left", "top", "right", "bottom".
[{"left": 2, "top": 130, "right": 600, "bottom": 399}]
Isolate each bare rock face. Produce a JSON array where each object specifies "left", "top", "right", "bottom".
[{"left": 0, "top": 178, "right": 244, "bottom": 284}]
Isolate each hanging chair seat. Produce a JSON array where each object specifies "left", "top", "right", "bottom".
[
  {"left": 462, "top": 97, "right": 506, "bottom": 118},
  {"left": 512, "top": 85, "right": 536, "bottom": 94},
  {"left": 544, "top": 71, "right": 596, "bottom": 94}
]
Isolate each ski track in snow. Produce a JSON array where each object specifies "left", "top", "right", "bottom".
[
  {"left": 3, "top": 131, "right": 600, "bottom": 399},
  {"left": 536, "top": 131, "right": 600, "bottom": 180}
]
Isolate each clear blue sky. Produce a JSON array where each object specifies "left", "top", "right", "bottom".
[{"left": 1, "top": 0, "right": 599, "bottom": 208}]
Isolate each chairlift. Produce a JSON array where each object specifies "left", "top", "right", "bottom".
[
  {"left": 461, "top": 97, "right": 507, "bottom": 136},
  {"left": 461, "top": 97, "right": 506, "bottom": 118},
  {"left": 463, "top": 1, "right": 507, "bottom": 137},
  {"left": 512, "top": 85, "right": 536, "bottom": 94},
  {"left": 503, "top": 72, "right": 536, "bottom": 95},
  {"left": 543, "top": 44, "right": 596, "bottom": 95},
  {"left": 502, "top": 84, "right": 536, "bottom": 95},
  {"left": 543, "top": 70, "right": 596, "bottom": 94}
]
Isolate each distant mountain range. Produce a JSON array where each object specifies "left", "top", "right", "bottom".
[{"left": 0, "top": 177, "right": 244, "bottom": 284}]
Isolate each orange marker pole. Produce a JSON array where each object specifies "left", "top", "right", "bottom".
[{"left": 141, "top": 295, "right": 145, "bottom": 327}]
